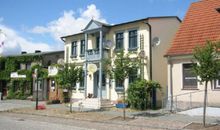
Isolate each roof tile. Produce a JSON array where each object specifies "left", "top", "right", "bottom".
[{"left": 166, "top": 0, "right": 220, "bottom": 56}]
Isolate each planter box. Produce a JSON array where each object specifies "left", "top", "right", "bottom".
[{"left": 116, "top": 103, "right": 127, "bottom": 108}]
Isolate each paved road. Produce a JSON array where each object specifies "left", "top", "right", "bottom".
[
  {"left": 0, "top": 113, "right": 163, "bottom": 130},
  {"left": 0, "top": 113, "right": 93, "bottom": 130}
]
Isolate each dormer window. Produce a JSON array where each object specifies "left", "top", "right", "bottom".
[{"left": 216, "top": 8, "right": 220, "bottom": 13}]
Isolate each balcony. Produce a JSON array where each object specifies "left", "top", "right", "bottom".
[{"left": 86, "top": 49, "right": 109, "bottom": 61}]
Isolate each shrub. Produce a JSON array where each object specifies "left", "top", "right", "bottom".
[{"left": 127, "top": 79, "right": 161, "bottom": 110}]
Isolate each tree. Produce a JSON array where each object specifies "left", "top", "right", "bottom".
[
  {"left": 56, "top": 63, "right": 83, "bottom": 112},
  {"left": 104, "top": 50, "right": 139, "bottom": 120},
  {"left": 193, "top": 41, "right": 220, "bottom": 127}
]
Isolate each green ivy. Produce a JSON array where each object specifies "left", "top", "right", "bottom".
[{"left": 0, "top": 55, "right": 42, "bottom": 99}]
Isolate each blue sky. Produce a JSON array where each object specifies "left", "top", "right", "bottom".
[{"left": 0, "top": 0, "right": 198, "bottom": 55}]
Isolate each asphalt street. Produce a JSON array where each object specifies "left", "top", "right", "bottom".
[{"left": 0, "top": 113, "right": 91, "bottom": 130}]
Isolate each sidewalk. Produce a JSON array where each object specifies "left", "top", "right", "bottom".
[{"left": 2, "top": 100, "right": 220, "bottom": 129}]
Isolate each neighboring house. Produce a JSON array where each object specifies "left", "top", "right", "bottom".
[
  {"left": 61, "top": 16, "right": 180, "bottom": 109},
  {"left": 166, "top": 0, "right": 220, "bottom": 110},
  {"left": 0, "top": 50, "right": 64, "bottom": 101}
]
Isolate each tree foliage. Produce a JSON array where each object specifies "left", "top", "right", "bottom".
[
  {"left": 127, "top": 79, "right": 161, "bottom": 110},
  {"left": 55, "top": 63, "right": 83, "bottom": 90},
  {"left": 104, "top": 50, "right": 139, "bottom": 83}
]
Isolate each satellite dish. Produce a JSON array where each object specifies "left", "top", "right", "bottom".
[
  {"left": 103, "top": 40, "right": 113, "bottom": 49},
  {"left": 152, "top": 37, "right": 160, "bottom": 47},
  {"left": 88, "top": 64, "right": 97, "bottom": 73},
  {"left": 57, "top": 58, "right": 65, "bottom": 65}
]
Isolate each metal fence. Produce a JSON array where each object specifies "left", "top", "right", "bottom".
[{"left": 161, "top": 89, "right": 218, "bottom": 113}]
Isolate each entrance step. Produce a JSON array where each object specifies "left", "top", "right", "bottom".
[{"left": 101, "top": 99, "right": 113, "bottom": 110}]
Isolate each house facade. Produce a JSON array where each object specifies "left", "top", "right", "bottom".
[
  {"left": 0, "top": 50, "right": 64, "bottom": 101},
  {"left": 166, "top": 0, "right": 220, "bottom": 111},
  {"left": 62, "top": 17, "right": 180, "bottom": 109}
]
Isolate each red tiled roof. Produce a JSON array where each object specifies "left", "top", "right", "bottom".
[{"left": 166, "top": 0, "right": 220, "bottom": 56}]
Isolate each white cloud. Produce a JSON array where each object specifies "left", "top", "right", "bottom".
[
  {"left": 0, "top": 24, "right": 52, "bottom": 56},
  {"left": 31, "top": 4, "right": 107, "bottom": 41}
]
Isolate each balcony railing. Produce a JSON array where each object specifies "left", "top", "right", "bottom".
[
  {"left": 86, "top": 49, "right": 109, "bottom": 61},
  {"left": 86, "top": 49, "right": 100, "bottom": 61}
]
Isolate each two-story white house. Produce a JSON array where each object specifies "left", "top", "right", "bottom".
[{"left": 61, "top": 16, "right": 180, "bottom": 109}]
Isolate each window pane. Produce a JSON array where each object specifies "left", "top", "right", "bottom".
[
  {"left": 116, "top": 32, "right": 123, "bottom": 50},
  {"left": 80, "top": 40, "right": 85, "bottom": 55},
  {"left": 183, "top": 63, "right": 197, "bottom": 89},
  {"left": 72, "top": 41, "right": 77, "bottom": 56},
  {"left": 129, "top": 30, "right": 137, "bottom": 49}
]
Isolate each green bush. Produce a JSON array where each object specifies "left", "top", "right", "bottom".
[{"left": 127, "top": 79, "right": 161, "bottom": 110}]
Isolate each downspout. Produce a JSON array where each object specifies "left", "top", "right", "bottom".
[
  {"left": 145, "top": 21, "right": 156, "bottom": 108},
  {"left": 145, "top": 22, "right": 152, "bottom": 80},
  {"left": 168, "top": 56, "right": 173, "bottom": 112}
]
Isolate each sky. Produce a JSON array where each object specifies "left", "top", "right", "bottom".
[{"left": 0, "top": 0, "right": 198, "bottom": 55}]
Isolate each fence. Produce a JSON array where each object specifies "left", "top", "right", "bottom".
[{"left": 162, "top": 89, "right": 220, "bottom": 113}]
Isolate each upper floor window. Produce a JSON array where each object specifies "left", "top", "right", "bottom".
[
  {"left": 80, "top": 40, "right": 85, "bottom": 56},
  {"left": 182, "top": 63, "right": 197, "bottom": 89},
  {"left": 71, "top": 41, "right": 77, "bottom": 58},
  {"left": 96, "top": 37, "right": 100, "bottom": 49},
  {"left": 129, "top": 30, "right": 137, "bottom": 50},
  {"left": 115, "top": 32, "right": 124, "bottom": 51}
]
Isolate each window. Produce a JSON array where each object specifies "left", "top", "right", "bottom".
[
  {"left": 102, "top": 73, "right": 106, "bottom": 86},
  {"left": 216, "top": 8, "right": 220, "bottom": 13},
  {"left": 26, "top": 63, "right": 31, "bottom": 70},
  {"left": 214, "top": 72, "right": 220, "bottom": 90},
  {"left": 71, "top": 41, "right": 77, "bottom": 58},
  {"left": 115, "top": 79, "right": 123, "bottom": 91},
  {"left": 129, "top": 68, "right": 138, "bottom": 84},
  {"left": 115, "top": 32, "right": 124, "bottom": 50},
  {"left": 79, "top": 72, "right": 84, "bottom": 90},
  {"left": 80, "top": 40, "right": 85, "bottom": 56},
  {"left": 129, "top": 30, "right": 137, "bottom": 50},
  {"left": 182, "top": 63, "right": 197, "bottom": 89},
  {"left": 96, "top": 37, "right": 100, "bottom": 49}
]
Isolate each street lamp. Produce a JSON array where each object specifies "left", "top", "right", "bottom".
[{"left": 34, "top": 69, "right": 39, "bottom": 110}]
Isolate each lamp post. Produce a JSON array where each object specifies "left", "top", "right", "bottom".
[{"left": 35, "top": 69, "right": 39, "bottom": 110}]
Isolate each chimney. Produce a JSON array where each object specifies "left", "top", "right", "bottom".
[
  {"left": 35, "top": 50, "right": 41, "bottom": 53},
  {"left": 21, "top": 51, "right": 27, "bottom": 54}
]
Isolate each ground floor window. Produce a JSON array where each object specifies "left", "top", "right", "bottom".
[
  {"left": 79, "top": 72, "right": 84, "bottom": 90},
  {"left": 129, "top": 68, "right": 138, "bottom": 84},
  {"left": 182, "top": 63, "right": 198, "bottom": 89}
]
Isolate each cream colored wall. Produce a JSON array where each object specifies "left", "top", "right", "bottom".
[
  {"left": 169, "top": 58, "right": 220, "bottom": 106},
  {"left": 149, "top": 18, "right": 180, "bottom": 104},
  {"left": 105, "top": 21, "right": 150, "bottom": 101},
  {"left": 63, "top": 18, "right": 180, "bottom": 103}
]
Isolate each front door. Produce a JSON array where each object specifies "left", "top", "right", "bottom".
[
  {"left": 93, "top": 71, "right": 99, "bottom": 98},
  {"left": 93, "top": 71, "right": 107, "bottom": 99}
]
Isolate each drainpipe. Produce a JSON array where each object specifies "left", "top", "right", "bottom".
[
  {"left": 145, "top": 22, "right": 152, "bottom": 80},
  {"left": 168, "top": 56, "right": 173, "bottom": 112},
  {"left": 145, "top": 21, "right": 156, "bottom": 108}
]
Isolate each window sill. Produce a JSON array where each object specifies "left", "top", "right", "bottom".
[
  {"left": 78, "top": 87, "right": 84, "bottom": 91},
  {"left": 115, "top": 87, "right": 124, "bottom": 92},
  {"left": 212, "top": 88, "right": 220, "bottom": 91},
  {"left": 70, "top": 55, "right": 77, "bottom": 58},
  {"left": 181, "top": 88, "right": 199, "bottom": 90},
  {"left": 79, "top": 54, "right": 85, "bottom": 57},
  {"left": 114, "top": 48, "right": 124, "bottom": 52},
  {"left": 128, "top": 47, "right": 138, "bottom": 51}
]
